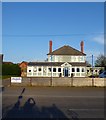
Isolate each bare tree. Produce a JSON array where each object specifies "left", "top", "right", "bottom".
[
  {"left": 86, "top": 61, "right": 91, "bottom": 67},
  {"left": 95, "top": 54, "right": 106, "bottom": 67}
]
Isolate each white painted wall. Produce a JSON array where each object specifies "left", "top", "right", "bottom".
[
  {"left": 27, "top": 66, "right": 34, "bottom": 76},
  {"left": 48, "top": 55, "right": 85, "bottom": 62},
  {"left": 27, "top": 65, "right": 86, "bottom": 77}
]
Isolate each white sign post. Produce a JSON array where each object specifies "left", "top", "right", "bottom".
[{"left": 11, "top": 77, "right": 22, "bottom": 83}]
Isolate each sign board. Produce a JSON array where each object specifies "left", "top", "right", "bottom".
[{"left": 11, "top": 77, "right": 22, "bottom": 83}]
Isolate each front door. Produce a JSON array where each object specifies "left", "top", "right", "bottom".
[{"left": 63, "top": 67, "right": 69, "bottom": 77}]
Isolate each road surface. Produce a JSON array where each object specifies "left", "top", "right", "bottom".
[{"left": 2, "top": 86, "right": 105, "bottom": 119}]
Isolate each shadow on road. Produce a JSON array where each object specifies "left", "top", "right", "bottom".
[
  {"left": 3, "top": 98, "right": 69, "bottom": 119},
  {"left": 2, "top": 88, "right": 71, "bottom": 119}
]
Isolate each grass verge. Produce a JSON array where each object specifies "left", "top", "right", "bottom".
[{"left": 2, "top": 75, "right": 19, "bottom": 80}]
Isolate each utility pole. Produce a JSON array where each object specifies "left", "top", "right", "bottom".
[{"left": 92, "top": 55, "right": 93, "bottom": 74}]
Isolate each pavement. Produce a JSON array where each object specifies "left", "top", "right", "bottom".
[
  {"left": 2, "top": 86, "right": 105, "bottom": 119},
  {"left": 2, "top": 78, "right": 11, "bottom": 87}
]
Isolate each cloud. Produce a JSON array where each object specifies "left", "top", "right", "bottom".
[{"left": 93, "top": 35, "right": 104, "bottom": 45}]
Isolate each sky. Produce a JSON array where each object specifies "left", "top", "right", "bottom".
[{"left": 2, "top": 2, "right": 104, "bottom": 64}]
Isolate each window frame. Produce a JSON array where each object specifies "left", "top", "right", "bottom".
[
  {"left": 58, "top": 68, "right": 61, "bottom": 72},
  {"left": 53, "top": 68, "right": 56, "bottom": 72},
  {"left": 76, "top": 68, "right": 80, "bottom": 72},
  {"left": 38, "top": 67, "right": 42, "bottom": 72},
  {"left": 72, "top": 68, "right": 75, "bottom": 72}
]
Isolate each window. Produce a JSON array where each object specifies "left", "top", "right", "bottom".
[
  {"left": 48, "top": 68, "right": 51, "bottom": 72},
  {"left": 29, "top": 70, "right": 31, "bottom": 72},
  {"left": 74, "top": 57, "right": 76, "bottom": 61},
  {"left": 43, "top": 68, "right": 46, "bottom": 73},
  {"left": 80, "top": 56, "right": 83, "bottom": 61},
  {"left": 82, "top": 68, "right": 85, "bottom": 72},
  {"left": 87, "top": 70, "right": 89, "bottom": 73},
  {"left": 53, "top": 68, "right": 56, "bottom": 72},
  {"left": 78, "top": 57, "right": 80, "bottom": 61},
  {"left": 58, "top": 68, "right": 61, "bottom": 72},
  {"left": 72, "top": 68, "right": 75, "bottom": 72},
  {"left": 38, "top": 68, "right": 41, "bottom": 71},
  {"left": 33, "top": 68, "right": 37, "bottom": 72},
  {"left": 77, "top": 68, "right": 80, "bottom": 72}
]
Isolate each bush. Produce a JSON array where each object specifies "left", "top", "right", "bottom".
[
  {"left": 89, "top": 74, "right": 99, "bottom": 78},
  {"left": 2, "top": 63, "right": 21, "bottom": 76}
]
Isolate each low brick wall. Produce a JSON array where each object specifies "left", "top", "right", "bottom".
[
  {"left": 72, "top": 78, "right": 93, "bottom": 87},
  {"left": 31, "top": 77, "right": 50, "bottom": 86},
  {"left": 93, "top": 78, "right": 105, "bottom": 87},
  {"left": 11, "top": 77, "right": 106, "bottom": 87},
  {"left": 22, "top": 77, "right": 31, "bottom": 86},
  {"left": 52, "top": 78, "right": 71, "bottom": 86}
]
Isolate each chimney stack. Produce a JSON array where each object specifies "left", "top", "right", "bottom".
[
  {"left": 49, "top": 40, "right": 52, "bottom": 53},
  {"left": 80, "top": 41, "right": 84, "bottom": 53}
]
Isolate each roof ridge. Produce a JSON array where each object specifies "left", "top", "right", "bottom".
[{"left": 47, "top": 45, "right": 86, "bottom": 56}]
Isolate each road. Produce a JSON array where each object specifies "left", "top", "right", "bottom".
[
  {"left": 2, "top": 86, "right": 105, "bottom": 119},
  {"left": 2, "top": 78, "right": 10, "bottom": 87}
]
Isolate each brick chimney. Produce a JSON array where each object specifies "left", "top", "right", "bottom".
[
  {"left": 49, "top": 40, "right": 52, "bottom": 53},
  {"left": 80, "top": 41, "right": 84, "bottom": 53}
]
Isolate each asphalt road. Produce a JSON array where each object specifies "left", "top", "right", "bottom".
[{"left": 2, "top": 86, "right": 105, "bottom": 119}]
